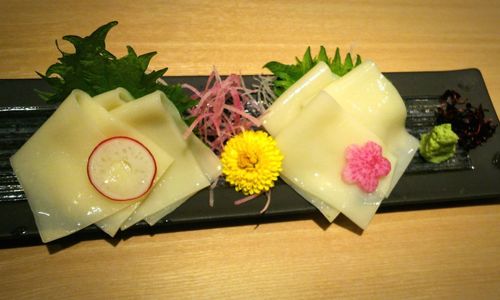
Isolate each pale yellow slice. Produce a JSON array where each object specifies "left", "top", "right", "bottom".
[
  {"left": 114, "top": 91, "right": 221, "bottom": 230},
  {"left": 324, "top": 61, "right": 419, "bottom": 193},
  {"left": 94, "top": 88, "right": 220, "bottom": 235},
  {"left": 275, "top": 92, "right": 396, "bottom": 229},
  {"left": 260, "top": 62, "right": 338, "bottom": 136},
  {"left": 10, "top": 90, "right": 173, "bottom": 242},
  {"left": 260, "top": 62, "right": 342, "bottom": 221},
  {"left": 92, "top": 88, "right": 134, "bottom": 110}
]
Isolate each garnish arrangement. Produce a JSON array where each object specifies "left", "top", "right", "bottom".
[
  {"left": 6, "top": 21, "right": 498, "bottom": 243},
  {"left": 182, "top": 69, "right": 263, "bottom": 154}
]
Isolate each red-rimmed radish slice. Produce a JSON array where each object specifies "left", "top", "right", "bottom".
[{"left": 87, "top": 136, "right": 157, "bottom": 201}]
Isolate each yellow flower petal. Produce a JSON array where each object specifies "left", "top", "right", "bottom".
[{"left": 221, "top": 131, "right": 283, "bottom": 195}]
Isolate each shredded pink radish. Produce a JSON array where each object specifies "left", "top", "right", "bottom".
[
  {"left": 183, "top": 68, "right": 263, "bottom": 154},
  {"left": 234, "top": 194, "right": 260, "bottom": 206},
  {"left": 260, "top": 191, "right": 271, "bottom": 214},
  {"left": 233, "top": 191, "right": 272, "bottom": 214}
]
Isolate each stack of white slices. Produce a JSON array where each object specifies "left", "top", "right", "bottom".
[
  {"left": 10, "top": 89, "right": 221, "bottom": 242},
  {"left": 260, "top": 61, "right": 419, "bottom": 229}
]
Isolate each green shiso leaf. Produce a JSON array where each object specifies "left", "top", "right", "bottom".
[
  {"left": 36, "top": 21, "right": 194, "bottom": 115},
  {"left": 264, "top": 46, "right": 362, "bottom": 96}
]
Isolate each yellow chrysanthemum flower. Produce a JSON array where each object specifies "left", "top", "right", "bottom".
[{"left": 221, "top": 130, "right": 283, "bottom": 195}]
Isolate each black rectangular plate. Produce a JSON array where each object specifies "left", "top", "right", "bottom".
[{"left": 1, "top": 69, "right": 499, "bottom": 246}]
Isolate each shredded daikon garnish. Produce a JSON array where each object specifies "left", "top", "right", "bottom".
[
  {"left": 251, "top": 75, "right": 277, "bottom": 110},
  {"left": 183, "top": 68, "right": 263, "bottom": 154}
]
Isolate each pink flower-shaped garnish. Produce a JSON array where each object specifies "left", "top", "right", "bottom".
[{"left": 342, "top": 141, "right": 391, "bottom": 193}]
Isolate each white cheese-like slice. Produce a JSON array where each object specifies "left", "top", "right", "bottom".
[
  {"left": 260, "top": 62, "right": 342, "bottom": 220},
  {"left": 78, "top": 93, "right": 174, "bottom": 237},
  {"left": 95, "top": 88, "right": 220, "bottom": 235},
  {"left": 10, "top": 90, "right": 173, "bottom": 242},
  {"left": 260, "top": 62, "right": 338, "bottom": 136},
  {"left": 144, "top": 192, "right": 195, "bottom": 226},
  {"left": 275, "top": 92, "right": 396, "bottom": 229},
  {"left": 143, "top": 95, "right": 222, "bottom": 226},
  {"left": 159, "top": 92, "right": 221, "bottom": 183},
  {"left": 92, "top": 88, "right": 134, "bottom": 110},
  {"left": 113, "top": 91, "right": 221, "bottom": 229},
  {"left": 324, "top": 61, "right": 419, "bottom": 193},
  {"left": 91, "top": 89, "right": 139, "bottom": 236},
  {"left": 280, "top": 175, "right": 340, "bottom": 222},
  {"left": 95, "top": 203, "right": 139, "bottom": 236}
]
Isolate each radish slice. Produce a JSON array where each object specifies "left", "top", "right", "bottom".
[{"left": 87, "top": 136, "right": 157, "bottom": 201}]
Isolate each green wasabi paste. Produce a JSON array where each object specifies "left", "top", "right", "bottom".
[{"left": 419, "top": 123, "right": 459, "bottom": 163}]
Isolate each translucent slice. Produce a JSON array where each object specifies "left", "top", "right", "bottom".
[
  {"left": 259, "top": 62, "right": 341, "bottom": 221},
  {"left": 87, "top": 136, "right": 157, "bottom": 201},
  {"left": 94, "top": 90, "right": 220, "bottom": 235},
  {"left": 280, "top": 175, "right": 340, "bottom": 222},
  {"left": 159, "top": 92, "right": 221, "bottom": 183},
  {"left": 260, "top": 62, "right": 338, "bottom": 136},
  {"left": 144, "top": 192, "right": 195, "bottom": 226},
  {"left": 113, "top": 92, "right": 221, "bottom": 230},
  {"left": 275, "top": 92, "right": 396, "bottom": 229},
  {"left": 92, "top": 88, "right": 134, "bottom": 110},
  {"left": 91, "top": 90, "right": 140, "bottom": 236},
  {"left": 324, "top": 61, "right": 419, "bottom": 192},
  {"left": 96, "top": 203, "right": 139, "bottom": 236},
  {"left": 10, "top": 90, "right": 173, "bottom": 242},
  {"left": 142, "top": 95, "right": 222, "bottom": 226},
  {"left": 77, "top": 94, "right": 174, "bottom": 237}
]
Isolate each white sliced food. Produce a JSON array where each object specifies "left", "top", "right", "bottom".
[
  {"left": 324, "top": 61, "right": 419, "bottom": 193},
  {"left": 90, "top": 89, "right": 139, "bottom": 236},
  {"left": 280, "top": 175, "right": 340, "bottom": 222},
  {"left": 92, "top": 88, "right": 134, "bottom": 110},
  {"left": 144, "top": 192, "right": 196, "bottom": 226},
  {"left": 160, "top": 92, "right": 221, "bottom": 183},
  {"left": 112, "top": 91, "right": 221, "bottom": 230},
  {"left": 96, "top": 203, "right": 140, "bottom": 236},
  {"left": 10, "top": 90, "right": 173, "bottom": 242},
  {"left": 260, "top": 62, "right": 342, "bottom": 221},
  {"left": 260, "top": 61, "right": 338, "bottom": 136},
  {"left": 93, "top": 88, "right": 220, "bottom": 235},
  {"left": 77, "top": 94, "right": 174, "bottom": 237},
  {"left": 275, "top": 92, "right": 396, "bottom": 229}
]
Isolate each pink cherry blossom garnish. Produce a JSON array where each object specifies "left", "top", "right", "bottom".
[{"left": 342, "top": 141, "right": 391, "bottom": 193}]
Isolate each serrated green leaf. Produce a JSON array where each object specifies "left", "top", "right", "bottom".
[
  {"left": 83, "top": 21, "right": 117, "bottom": 51},
  {"left": 61, "top": 35, "right": 84, "bottom": 48},
  {"left": 331, "top": 48, "right": 342, "bottom": 73},
  {"left": 137, "top": 51, "right": 157, "bottom": 71},
  {"left": 344, "top": 53, "right": 353, "bottom": 68},
  {"left": 34, "top": 89, "right": 55, "bottom": 102},
  {"left": 301, "top": 47, "right": 313, "bottom": 73},
  {"left": 263, "top": 46, "right": 362, "bottom": 96},
  {"left": 45, "top": 64, "right": 68, "bottom": 77},
  {"left": 317, "top": 46, "right": 329, "bottom": 64},
  {"left": 263, "top": 61, "right": 289, "bottom": 75},
  {"left": 36, "top": 21, "right": 193, "bottom": 117},
  {"left": 340, "top": 53, "right": 354, "bottom": 76}
]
